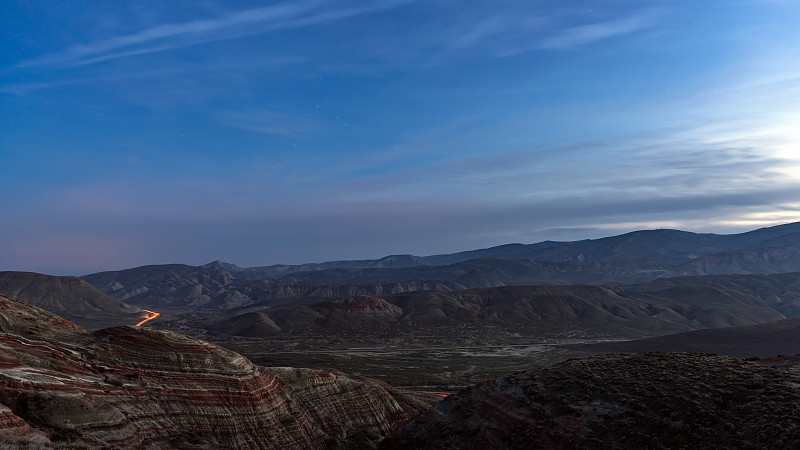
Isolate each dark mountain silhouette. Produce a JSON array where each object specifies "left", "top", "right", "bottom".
[{"left": 205, "top": 221, "right": 800, "bottom": 278}]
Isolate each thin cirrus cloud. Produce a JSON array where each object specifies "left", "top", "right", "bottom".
[
  {"left": 16, "top": 0, "right": 417, "bottom": 69},
  {"left": 499, "top": 9, "right": 661, "bottom": 56},
  {"left": 343, "top": 8, "right": 661, "bottom": 67},
  {"left": 540, "top": 12, "right": 659, "bottom": 49},
  {"left": 330, "top": 124, "right": 800, "bottom": 208},
  {"left": 214, "top": 109, "right": 323, "bottom": 138},
  {"left": 13, "top": 2, "right": 663, "bottom": 73},
  {"left": 4, "top": 1, "right": 800, "bottom": 273},
  {"left": 0, "top": 55, "right": 307, "bottom": 96}
]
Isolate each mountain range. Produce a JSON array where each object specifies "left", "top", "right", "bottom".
[
  {"left": 203, "top": 221, "right": 800, "bottom": 278},
  {"left": 205, "top": 222, "right": 800, "bottom": 279},
  {"left": 208, "top": 273, "right": 800, "bottom": 340},
  {"left": 5, "top": 223, "right": 800, "bottom": 447},
  {"left": 79, "top": 222, "right": 800, "bottom": 311}
]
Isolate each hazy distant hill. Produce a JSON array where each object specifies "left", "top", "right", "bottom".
[
  {"left": 211, "top": 221, "right": 800, "bottom": 278},
  {"left": 0, "top": 271, "right": 142, "bottom": 329},
  {"left": 81, "top": 222, "right": 800, "bottom": 311},
  {"left": 220, "top": 254, "right": 429, "bottom": 280},
  {"left": 427, "top": 221, "right": 800, "bottom": 265},
  {"left": 275, "top": 257, "right": 673, "bottom": 286},
  {"left": 82, "top": 257, "right": 673, "bottom": 310},
  {"left": 671, "top": 232, "right": 800, "bottom": 276},
  {"left": 615, "top": 272, "right": 800, "bottom": 317},
  {"left": 83, "top": 262, "right": 461, "bottom": 309},
  {"left": 82, "top": 264, "right": 237, "bottom": 308}
]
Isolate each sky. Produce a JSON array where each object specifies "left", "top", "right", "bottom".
[{"left": 2, "top": 0, "right": 800, "bottom": 275}]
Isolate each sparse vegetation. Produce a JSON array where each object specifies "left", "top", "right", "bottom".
[{"left": 382, "top": 353, "right": 800, "bottom": 449}]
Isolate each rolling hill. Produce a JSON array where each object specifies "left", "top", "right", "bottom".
[
  {"left": 209, "top": 275, "right": 800, "bottom": 339},
  {"left": 0, "top": 271, "right": 143, "bottom": 329}
]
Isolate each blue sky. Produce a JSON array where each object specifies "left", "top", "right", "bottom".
[{"left": 2, "top": 0, "right": 800, "bottom": 275}]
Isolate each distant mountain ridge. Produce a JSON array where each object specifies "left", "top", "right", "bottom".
[
  {"left": 203, "top": 221, "right": 800, "bottom": 278},
  {"left": 80, "top": 222, "right": 800, "bottom": 310}
]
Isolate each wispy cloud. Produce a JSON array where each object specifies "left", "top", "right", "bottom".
[
  {"left": 331, "top": 122, "right": 800, "bottom": 208},
  {"left": 540, "top": 12, "right": 658, "bottom": 49},
  {"left": 0, "top": 80, "right": 84, "bottom": 96},
  {"left": 0, "top": 56, "right": 305, "bottom": 96},
  {"left": 499, "top": 10, "right": 661, "bottom": 57},
  {"left": 336, "top": 6, "right": 662, "bottom": 69},
  {"left": 215, "top": 109, "right": 322, "bottom": 138},
  {"left": 17, "top": 0, "right": 415, "bottom": 69}
]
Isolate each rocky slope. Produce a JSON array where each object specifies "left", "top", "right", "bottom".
[
  {"left": 0, "top": 294, "right": 438, "bottom": 449},
  {"left": 214, "top": 296, "right": 405, "bottom": 336},
  {"left": 210, "top": 279, "right": 800, "bottom": 340},
  {"left": 671, "top": 232, "right": 800, "bottom": 276},
  {"left": 381, "top": 353, "right": 800, "bottom": 449},
  {"left": 0, "top": 271, "right": 142, "bottom": 329},
  {"left": 617, "top": 272, "right": 800, "bottom": 317},
  {"left": 83, "top": 263, "right": 460, "bottom": 310},
  {"left": 81, "top": 264, "right": 238, "bottom": 308}
]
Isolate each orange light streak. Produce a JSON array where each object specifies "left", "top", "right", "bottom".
[
  {"left": 420, "top": 391, "right": 450, "bottom": 397},
  {"left": 135, "top": 309, "right": 160, "bottom": 327}
]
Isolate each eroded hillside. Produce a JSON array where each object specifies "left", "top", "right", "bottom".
[{"left": 0, "top": 294, "right": 437, "bottom": 449}]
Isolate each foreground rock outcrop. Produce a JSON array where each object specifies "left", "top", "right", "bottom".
[
  {"left": 382, "top": 352, "right": 800, "bottom": 449},
  {"left": 0, "top": 294, "right": 437, "bottom": 449}
]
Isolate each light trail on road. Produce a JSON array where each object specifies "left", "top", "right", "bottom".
[{"left": 135, "top": 309, "right": 160, "bottom": 327}]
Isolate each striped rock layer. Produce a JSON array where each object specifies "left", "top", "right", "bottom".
[{"left": 0, "top": 294, "right": 436, "bottom": 449}]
